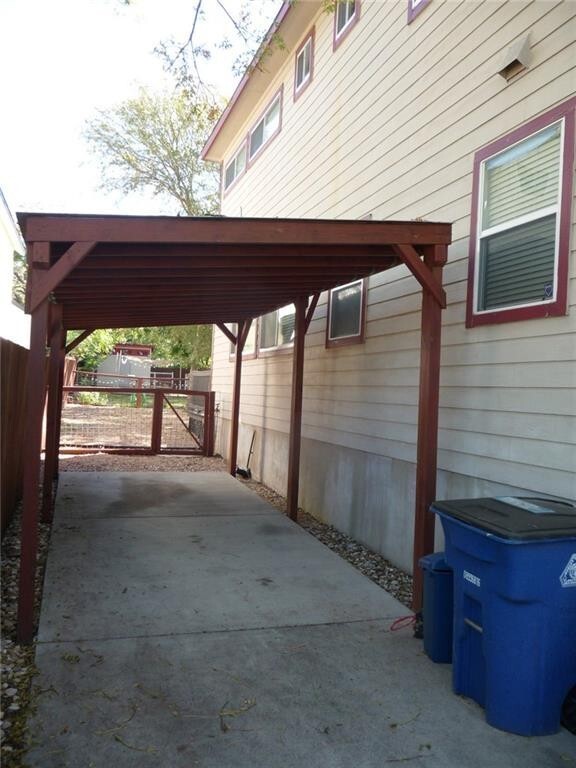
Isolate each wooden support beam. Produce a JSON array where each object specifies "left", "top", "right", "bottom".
[
  {"left": 41, "top": 305, "right": 64, "bottom": 522},
  {"left": 305, "top": 293, "right": 320, "bottom": 333},
  {"left": 53, "top": 328, "right": 67, "bottom": 481},
  {"left": 395, "top": 244, "right": 446, "bottom": 308},
  {"left": 412, "top": 246, "right": 446, "bottom": 613},
  {"left": 29, "top": 241, "right": 51, "bottom": 268},
  {"left": 205, "top": 392, "right": 216, "bottom": 457},
  {"left": 17, "top": 300, "right": 49, "bottom": 644},
  {"left": 65, "top": 328, "right": 94, "bottom": 354},
  {"left": 216, "top": 323, "right": 237, "bottom": 345},
  {"left": 287, "top": 296, "right": 308, "bottom": 522},
  {"left": 239, "top": 318, "right": 253, "bottom": 349},
  {"left": 150, "top": 392, "right": 164, "bottom": 454},
  {"left": 29, "top": 241, "right": 97, "bottom": 313},
  {"left": 228, "top": 319, "right": 247, "bottom": 476}
]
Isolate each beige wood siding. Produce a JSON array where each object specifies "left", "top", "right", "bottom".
[{"left": 213, "top": 0, "right": 576, "bottom": 502}]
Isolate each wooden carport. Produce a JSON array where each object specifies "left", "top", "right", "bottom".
[{"left": 17, "top": 213, "right": 451, "bottom": 643}]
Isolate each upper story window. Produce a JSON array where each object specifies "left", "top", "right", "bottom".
[
  {"left": 334, "top": 1, "right": 359, "bottom": 49},
  {"left": 294, "top": 31, "right": 314, "bottom": 99},
  {"left": 260, "top": 304, "right": 295, "bottom": 352},
  {"left": 466, "top": 97, "right": 575, "bottom": 327},
  {"left": 407, "top": 0, "right": 431, "bottom": 24},
  {"left": 224, "top": 144, "right": 247, "bottom": 191},
  {"left": 249, "top": 91, "right": 282, "bottom": 162},
  {"left": 326, "top": 279, "right": 366, "bottom": 348}
]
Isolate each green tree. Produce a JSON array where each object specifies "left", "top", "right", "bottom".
[
  {"left": 84, "top": 88, "right": 220, "bottom": 215},
  {"left": 68, "top": 325, "right": 212, "bottom": 371},
  {"left": 12, "top": 250, "right": 27, "bottom": 307}
]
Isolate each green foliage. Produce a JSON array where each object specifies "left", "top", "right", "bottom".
[
  {"left": 12, "top": 251, "right": 27, "bottom": 307},
  {"left": 84, "top": 88, "right": 220, "bottom": 215},
  {"left": 67, "top": 329, "right": 120, "bottom": 370},
  {"left": 136, "top": 325, "right": 212, "bottom": 369},
  {"left": 75, "top": 391, "right": 109, "bottom": 406},
  {"left": 67, "top": 325, "right": 212, "bottom": 372}
]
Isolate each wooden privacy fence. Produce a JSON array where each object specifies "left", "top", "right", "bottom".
[
  {"left": 61, "top": 386, "right": 216, "bottom": 456},
  {"left": 1, "top": 339, "right": 28, "bottom": 534}
]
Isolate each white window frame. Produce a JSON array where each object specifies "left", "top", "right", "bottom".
[
  {"left": 326, "top": 278, "right": 366, "bottom": 347},
  {"left": 473, "top": 119, "right": 564, "bottom": 317},
  {"left": 295, "top": 35, "right": 312, "bottom": 94},
  {"left": 335, "top": 1, "right": 357, "bottom": 40},
  {"left": 223, "top": 143, "right": 247, "bottom": 191},
  {"left": 249, "top": 92, "right": 282, "bottom": 162},
  {"left": 258, "top": 304, "right": 295, "bottom": 353},
  {"left": 228, "top": 322, "right": 257, "bottom": 359}
]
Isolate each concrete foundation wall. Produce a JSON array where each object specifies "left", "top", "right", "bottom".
[{"left": 215, "top": 417, "right": 554, "bottom": 573}]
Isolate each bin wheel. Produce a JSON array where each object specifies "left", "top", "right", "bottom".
[{"left": 562, "top": 684, "right": 576, "bottom": 735}]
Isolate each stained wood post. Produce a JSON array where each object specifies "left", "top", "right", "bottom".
[
  {"left": 17, "top": 300, "right": 49, "bottom": 644},
  {"left": 287, "top": 297, "right": 308, "bottom": 522},
  {"left": 228, "top": 320, "right": 246, "bottom": 475},
  {"left": 151, "top": 392, "right": 163, "bottom": 453},
  {"left": 205, "top": 391, "right": 216, "bottom": 456},
  {"left": 53, "top": 330, "right": 67, "bottom": 480},
  {"left": 412, "top": 246, "right": 446, "bottom": 612},
  {"left": 41, "top": 304, "right": 63, "bottom": 522}
]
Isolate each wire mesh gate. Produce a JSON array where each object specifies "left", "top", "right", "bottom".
[{"left": 60, "top": 386, "right": 215, "bottom": 455}]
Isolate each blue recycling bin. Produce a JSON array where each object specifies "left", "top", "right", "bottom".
[
  {"left": 419, "top": 553, "right": 453, "bottom": 663},
  {"left": 432, "top": 497, "right": 576, "bottom": 736}
]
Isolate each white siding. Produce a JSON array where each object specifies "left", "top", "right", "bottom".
[{"left": 211, "top": 0, "right": 576, "bottom": 566}]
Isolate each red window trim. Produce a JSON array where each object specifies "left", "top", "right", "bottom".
[
  {"left": 407, "top": 0, "right": 432, "bottom": 24},
  {"left": 466, "top": 97, "right": 576, "bottom": 328},
  {"left": 293, "top": 27, "right": 315, "bottom": 102},
  {"left": 325, "top": 278, "right": 368, "bottom": 349},
  {"left": 247, "top": 86, "right": 284, "bottom": 168},
  {"left": 333, "top": 1, "right": 361, "bottom": 52}
]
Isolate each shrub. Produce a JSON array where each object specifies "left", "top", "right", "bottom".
[{"left": 75, "top": 392, "right": 109, "bottom": 406}]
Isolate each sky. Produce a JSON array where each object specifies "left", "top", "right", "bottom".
[{"left": 0, "top": 0, "right": 279, "bottom": 217}]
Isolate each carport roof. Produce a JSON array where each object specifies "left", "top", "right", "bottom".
[{"left": 18, "top": 213, "right": 451, "bottom": 330}]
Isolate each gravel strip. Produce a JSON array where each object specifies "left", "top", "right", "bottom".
[
  {"left": 1, "top": 507, "right": 51, "bottom": 768},
  {"left": 1, "top": 453, "right": 412, "bottom": 765}
]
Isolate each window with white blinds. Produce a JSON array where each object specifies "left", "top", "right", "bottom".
[{"left": 476, "top": 121, "right": 563, "bottom": 313}]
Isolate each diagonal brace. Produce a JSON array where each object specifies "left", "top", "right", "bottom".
[
  {"left": 29, "top": 241, "right": 97, "bottom": 313},
  {"left": 65, "top": 329, "right": 95, "bottom": 354},
  {"left": 216, "top": 322, "right": 237, "bottom": 345},
  {"left": 305, "top": 293, "right": 320, "bottom": 334},
  {"left": 394, "top": 244, "right": 446, "bottom": 308}
]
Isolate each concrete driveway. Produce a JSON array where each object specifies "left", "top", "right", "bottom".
[{"left": 28, "top": 472, "right": 575, "bottom": 767}]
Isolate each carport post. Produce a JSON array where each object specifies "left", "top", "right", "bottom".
[
  {"left": 17, "top": 300, "right": 49, "bottom": 644},
  {"left": 228, "top": 320, "right": 250, "bottom": 475},
  {"left": 412, "top": 246, "right": 446, "bottom": 612},
  {"left": 52, "top": 329, "right": 67, "bottom": 480},
  {"left": 286, "top": 297, "right": 308, "bottom": 521},
  {"left": 42, "top": 304, "right": 64, "bottom": 522}
]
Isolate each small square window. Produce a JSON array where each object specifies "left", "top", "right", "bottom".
[
  {"left": 326, "top": 279, "right": 367, "bottom": 348},
  {"left": 466, "top": 98, "right": 575, "bottom": 327},
  {"left": 249, "top": 93, "right": 282, "bottom": 161},
  {"left": 333, "top": 1, "right": 359, "bottom": 49},
  {"left": 294, "top": 31, "right": 314, "bottom": 99}
]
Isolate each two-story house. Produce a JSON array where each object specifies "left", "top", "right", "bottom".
[{"left": 202, "top": 0, "right": 576, "bottom": 573}]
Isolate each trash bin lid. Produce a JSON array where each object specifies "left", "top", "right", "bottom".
[{"left": 431, "top": 497, "right": 576, "bottom": 540}]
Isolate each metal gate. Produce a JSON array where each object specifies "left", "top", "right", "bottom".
[{"left": 60, "top": 385, "right": 215, "bottom": 455}]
